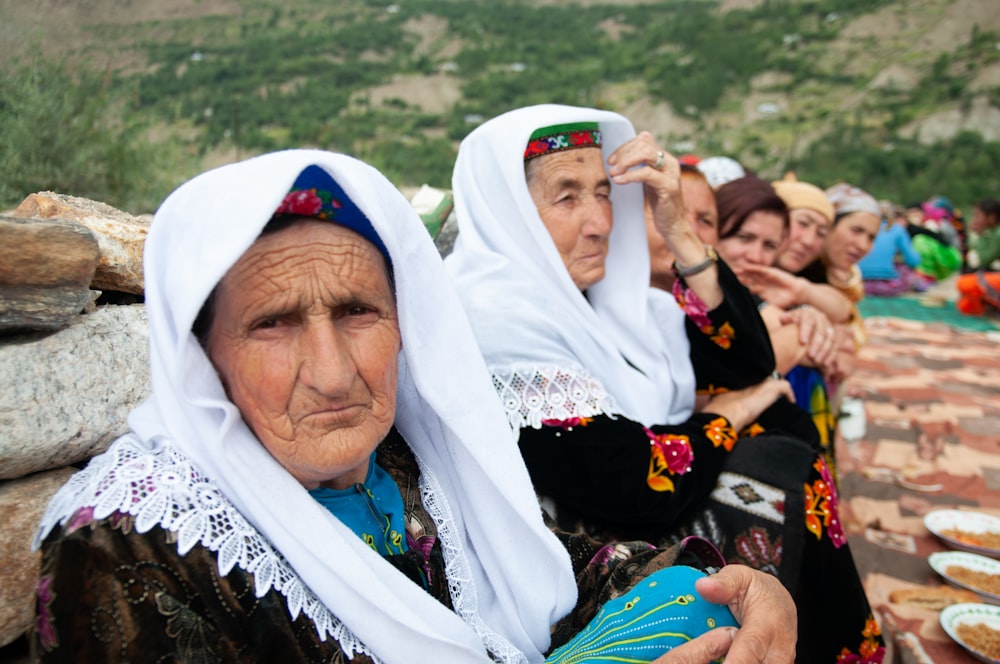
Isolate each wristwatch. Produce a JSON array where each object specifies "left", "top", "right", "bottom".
[{"left": 674, "top": 244, "right": 718, "bottom": 278}]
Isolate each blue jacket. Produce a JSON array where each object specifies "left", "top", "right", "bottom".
[{"left": 859, "top": 221, "right": 921, "bottom": 280}]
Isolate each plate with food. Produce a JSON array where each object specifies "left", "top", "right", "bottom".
[
  {"left": 925, "top": 509, "right": 1000, "bottom": 558},
  {"left": 940, "top": 603, "right": 1000, "bottom": 663},
  {"left": 930, "top": 551, "right": 1000, "bottom": 604}
]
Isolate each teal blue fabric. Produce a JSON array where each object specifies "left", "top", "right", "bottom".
[
  {"left": 308, "top": 453, "right": 408, "bottom": 555},
  {"left": 546, "top": 566, "right": 738, "bottom": 663},
  {"left": 858, "top": 295, "right": 999, "bottom": 332}
]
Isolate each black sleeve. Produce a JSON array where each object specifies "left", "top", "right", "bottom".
[
  {"left": 679, "top": 258, "right": 776, "bottom": 392},
  {"left": 517, "top": 412, "right": 736, "bottom": 540}
]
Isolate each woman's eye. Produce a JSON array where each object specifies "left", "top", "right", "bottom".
[
  {"left": 345, "top": 305, "right": 379, "bottom": 318},
  {"left": 251, "top": 317, "right": 281, "bottom": 331}
]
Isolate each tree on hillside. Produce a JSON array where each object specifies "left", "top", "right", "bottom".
[{"left": 0, "top": 59, "right": 173, "bottom": 213}]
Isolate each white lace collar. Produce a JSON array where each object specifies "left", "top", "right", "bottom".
[{"left": 35, "top": 434, "right": 377, "bottom": 658}]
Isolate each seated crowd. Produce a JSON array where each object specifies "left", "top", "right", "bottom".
[{"left": 32, "top": 102, "right": 993, "bottom": 663}]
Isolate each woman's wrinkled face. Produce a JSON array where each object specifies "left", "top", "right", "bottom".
[
  {"left": 778, "top": 208, "right": 830, "bottom": 273},
  {"left": 716, "top": 210, "right": 787, "bottom": 272},
  {"left": 647, "top": 174, "right": 718, "bottom": 289},
  {"left": 206, "top": 219, "right": 400, "bottom": 490},
  {"left": 527, "top": 147, "right": 613, "bottom": 290},
  {"left": 824, "top": 211, "right": 880, "bottom": 270}
]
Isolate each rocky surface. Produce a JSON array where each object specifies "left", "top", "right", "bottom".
[
  {"left": 0, "top": 467, "right": 77, "bottom": 648},
  {"left": 15, "top": 192, "right": 149, "bottom": 295},
  {"left": 0, "top": 304, "right": 150, "bottom": 480},
  {"left": 0, "top": 216, "right": 99, "bottom": 333}
]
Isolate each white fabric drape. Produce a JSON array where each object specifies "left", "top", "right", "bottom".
[
  {"left": 38, "top": 150, "right": 577, "bottom": 664},
  {"left": 444, "top": 104, "right": 696, "bottom": 428}
]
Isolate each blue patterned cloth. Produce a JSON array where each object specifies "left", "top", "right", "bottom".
[{"left": 546, "top": 565, "right": 738, "bottom": 663}]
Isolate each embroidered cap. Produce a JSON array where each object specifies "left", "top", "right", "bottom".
[
  {"left": 273, "top": 164, "right": 391, "bottom": 263},
  {"left": 524, "top": 122, "right": 602, "bottom": 161}
]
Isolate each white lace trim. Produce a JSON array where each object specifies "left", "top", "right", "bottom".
[
  {"left": 34, "top": 434, "right": 376, "bottom": 660},
  {"left": 413, "top": 455, "right": 527, "bottom": 664},
  {"left": 492, "top": 364, "right": 619, "bottom": 431}
]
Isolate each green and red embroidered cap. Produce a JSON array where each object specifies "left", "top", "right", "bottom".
[{"left": 523, "top": 122, "right": 602, "bottom": 161}]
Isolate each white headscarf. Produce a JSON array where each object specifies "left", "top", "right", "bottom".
[
  {"left": 444, "top": 105, "right": 695, "bottom": 429},
  {"left": 697, "top": 156, "right": 746, "bottom": 190},
  {"left": 39, "top": 150, "right": 576, "bottom": 663}
]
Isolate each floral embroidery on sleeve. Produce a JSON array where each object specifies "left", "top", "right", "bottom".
[
  {"left": 542, "top": 417, "right": 593, "bottom": 430},
  {"left": 804, "top": 457, "right": 846, "bottom": 548},
  {"left": 644, "top": 427, "right": 693, "bottom": 493},
  {"left": 672, "top": 279, "right": 735, "bottom": 349},
  {"left": 835, "top": 614, "right": 885, "bottom": 663},
  {"left": 702, "top": 417, "right": 737, "bottom": 452}
]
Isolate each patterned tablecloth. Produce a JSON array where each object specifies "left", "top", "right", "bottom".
[{"left": 838, "top": 315, "right": 1000, "bottom": 663}]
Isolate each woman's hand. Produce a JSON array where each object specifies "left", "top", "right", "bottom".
[
  {"left": 607, "top": 131, "right": 723, "bottom": 309},
  {"left": 824, "top": 326, "right": 858, "bottom": 384},
  {"left": 606, "top": 131, "right": 688, "bottom": 245},
  {"left": 702, "top": 376, "right": 794, "bottom": 432},
  {"left": 735, "top": 264, "right": 806, "bottom": 310},
  {"left": 650, "top": 565, "right": 797, "bottom": 664},
  {"left": 778, "top": 305, "right": 838, "bottom": 370}
]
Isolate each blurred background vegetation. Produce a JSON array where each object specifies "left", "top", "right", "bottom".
[{"left": 1, "top": 0, "right": 998, "bottom": 214}]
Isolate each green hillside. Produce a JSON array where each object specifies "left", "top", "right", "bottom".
[{"left": 1, "top": 0, "right": 998, "bottom": 213}]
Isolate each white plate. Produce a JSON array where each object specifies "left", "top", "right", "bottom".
[
  {"left": 925, "top": 510, "right": 1000, "bottom": 558},
  {"left": 930, "top": 551, "right": 1000, "bottom": 604},
  {"left": 940, "top": 603, "right": 1000, "bottom": 663}
]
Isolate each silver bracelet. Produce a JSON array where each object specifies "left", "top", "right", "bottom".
[{"left": 674, "top": 244, "right": 718, "bottom": 278}]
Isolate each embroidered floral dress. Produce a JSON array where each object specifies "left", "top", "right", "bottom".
[
  {"left": 34, "top": 429, "right": 732, "bottom": 663},
  {"left": 509, "top": 263, "right": 884, "bottom": 663}
]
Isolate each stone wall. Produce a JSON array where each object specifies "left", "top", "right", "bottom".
[{"left": 0, "top": 193, "right": 152, "bottom": 649}]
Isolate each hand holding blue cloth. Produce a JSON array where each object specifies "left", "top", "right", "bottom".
[{"left": 546, "top": 565, "right": 739, "bottom": 663}]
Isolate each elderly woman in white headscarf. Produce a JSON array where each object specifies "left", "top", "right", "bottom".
[
  {"left": 32, "top": 149, "right": 795, "bottom": 664},
  {"left": 445, "top": 105, "right": 886, "bottom": 664}
]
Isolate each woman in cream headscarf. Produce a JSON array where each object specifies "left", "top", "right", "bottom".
[
  {"left": 446, "top": 104, "right": 885, "bottom": 664},
  {"left": 32, "top": 149, "right": 795, "bottom": 664}
]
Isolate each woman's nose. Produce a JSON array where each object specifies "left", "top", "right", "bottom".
[
  {"left": 582, "top": 200, "right": 613, "bottom": 237},
  {"left": 747, "top": 243, "right": 766, "bottom": 265},
  {"left": 801, "top": 227, "right": 818, "bottom": 249},
  {"left": 299, "top": 320, "right": 355, "bottom": 396}
]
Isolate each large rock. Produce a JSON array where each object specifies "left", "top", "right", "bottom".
[
  {"left": 0, "top": 304, "right": 150, "bottom": 479},
  {"left": 15, "top": 192, "right": 149, "bottom": 295},
  {"left": 0, "top": 216, "right": 99, "bottom": 333},
  {"left": 0, "top": 466, "right": 76, "bottom": 648}
]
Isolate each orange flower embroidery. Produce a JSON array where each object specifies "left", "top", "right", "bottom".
[
  {"left": 710, "top": 321, "right": 735, "bottom": 349},
  {"left": 703, "top": 417, "right": 737, "bottom": 452},
  {"left": 836, "top": 614, "right": 885, "bottom": 662}
]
